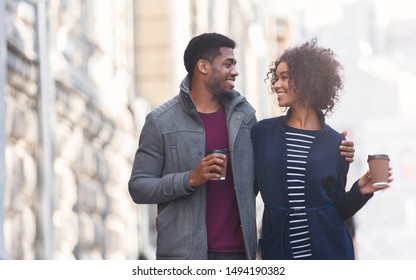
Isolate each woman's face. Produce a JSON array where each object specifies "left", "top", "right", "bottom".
[{"left": 272, "top": 61, "right": 299, "bottom": 107}]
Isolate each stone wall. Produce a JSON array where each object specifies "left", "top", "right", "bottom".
[{"left": 2, "top": 0, "right": 146, "bottom": 259}]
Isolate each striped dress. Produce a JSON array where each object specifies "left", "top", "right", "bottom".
[{"left": 285, "top": 126, "right": 317, "bottom": 259}]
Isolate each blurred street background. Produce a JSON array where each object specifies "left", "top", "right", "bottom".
[{"left": 1, "top": 0, "right": 415, "bottom": 260}]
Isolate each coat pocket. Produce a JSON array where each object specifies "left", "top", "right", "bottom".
[
  {"left": 308, "top": 208, "right": 354, "bottom": 259},
  {"left": 259, "top": 232, "right": 285, "bottom": 260},
  {"left": 156, "top": 202, "right": 193, "bottom": 259}
]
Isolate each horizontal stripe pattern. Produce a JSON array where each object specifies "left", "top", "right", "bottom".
[{"left": 286, "top": 128, "right": 317, "bottom": 259}]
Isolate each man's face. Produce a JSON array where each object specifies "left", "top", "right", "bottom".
[{"left": 205, "top": 47, "right": 239, "bottom": 99}]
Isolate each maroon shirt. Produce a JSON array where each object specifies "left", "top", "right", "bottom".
[{"left": 199, "top": 107, "right": 245, "bottom": 252}]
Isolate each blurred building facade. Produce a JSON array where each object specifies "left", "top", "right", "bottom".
[
  {"left": 1, "top": 0, "right": 141, "bottom": 260},
  {"left": 0, "top": 0, "right": 281, "bottom": 259}
]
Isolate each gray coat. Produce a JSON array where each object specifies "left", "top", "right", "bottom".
[{"left": 128, "top": 76, "right": 258, "bottom": 259}]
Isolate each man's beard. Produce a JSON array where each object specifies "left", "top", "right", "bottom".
[
  {"left": 217, "top": 90, "right": 233, "bottom": 104},
  {"left": 206, "top": 77, "right": 233, "bottom": 103}
]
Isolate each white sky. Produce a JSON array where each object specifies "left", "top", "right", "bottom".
[{"left": 270, "top": 0, "right": 416, "bottom": 30}]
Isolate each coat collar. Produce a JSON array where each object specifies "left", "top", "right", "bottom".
[{"left": 178, "top": 75, "right": 254, "bottom": 123}]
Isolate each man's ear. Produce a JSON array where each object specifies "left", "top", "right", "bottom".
[{"left": 197, "top": 59, "right": 208, "bottom": 74}]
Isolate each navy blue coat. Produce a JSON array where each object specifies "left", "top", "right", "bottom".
[{"left": 252, "top": 111, "right": 372, "bottom": 260}]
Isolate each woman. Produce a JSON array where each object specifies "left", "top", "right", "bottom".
[{"left": 252, "top": 39, "right": 392, "bottom": 260}]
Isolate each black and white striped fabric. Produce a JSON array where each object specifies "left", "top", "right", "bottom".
[{"left": 285, "top": 126, "right": 317, "bottom": 259}]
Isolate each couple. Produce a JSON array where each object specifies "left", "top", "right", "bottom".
[{"left": 128, "top": 33, "right": 392, "bottom": 260}]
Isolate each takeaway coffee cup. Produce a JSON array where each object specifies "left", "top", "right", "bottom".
[
  {"left": 206, "top": 149, "right": 228, "bottom": 180},
  {"left": 367, "top": 154, "right": 390, "bottom": 188}
]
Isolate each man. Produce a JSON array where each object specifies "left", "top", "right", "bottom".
[{"left": 128, "top": 33, "right": 355, "bottom": 260}]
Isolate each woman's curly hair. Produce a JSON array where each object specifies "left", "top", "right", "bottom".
[{"left": 266, "top": 39, "right": 344, "bottom": 115}]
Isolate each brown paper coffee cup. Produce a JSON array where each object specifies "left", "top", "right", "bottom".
[{"left": 367, "top": 154, "right": 390, "bottom": 188}]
